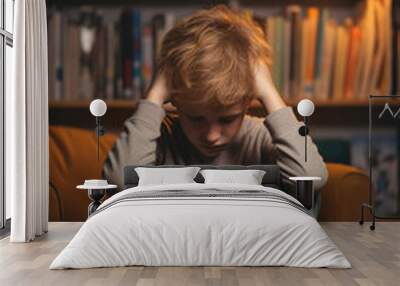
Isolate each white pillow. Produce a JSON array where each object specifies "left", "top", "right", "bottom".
[
  {"left": 200, "top": 169, "right": 266, "bottom": 185},
  {"left": 135, "top": 167, "right": 201, "bottom": 186}
]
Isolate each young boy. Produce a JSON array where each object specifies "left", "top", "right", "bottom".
[{"left": 103, "top": 6, "right": 328, "bottom": 201}]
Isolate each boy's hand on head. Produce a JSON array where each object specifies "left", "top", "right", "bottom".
[
  {"left": 146, "top": 71, "right": 170, "bottom": 107},
  {"left": 253, "top": 63, "right": 286, "bottom": 114}
]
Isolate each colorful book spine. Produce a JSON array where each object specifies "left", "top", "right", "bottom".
[
  {"left": 380, "top": 0, "right": 392, "bottom": 95},
  {"left": 47, "top": 9, "right": 55, "bottom": 101},
  {"left": 344, "top": 26, "right": 362, "bottom": 99},
  {"left": 398, "top": 30, "right": 400, "bottom": 94},
  {"left": 392, "top": 0, "right": 400, "bottom": 94},
  {"left": 275, "top": 16, "right": 284, "bottom": 95},
  {"left": 300, "top": 18, "right": 309, "bottom": 98},
  {"left": 304, "top": 7, "right": 319, "bottom": 97},
  {"left": 152, "top": 14, "right": 166, "bottom": 71},
  {"left": 121, "top": 9, "right": 133, "bottom": 99},
  {"left": 266, "top": 17, "right": 276, "bottom": 86},
  {"left": 46, "top": 1, "right": 397, "bottom": 102},
  {"left": 104, "top": 11, "right": 118, "bottom": 100},
  {"left": 114, "top": 20, "right": 123, "bottom": 99},
  {"left": 333, "top": 25, "right": 350, "bottom": 100},
  {"left": 142, "top": 25, "right": 153, "bottom": 92},
  {"left": 395, "top": 0, "right": 400, "bottom": 94},
  {"left": 95, "top": 21, "right": 107, "bottom": 99},
  {"left": 132, "top": 9, "right": 142, "bottom": 100},
  {"left": 63, "top": 20, "right": 81, "bottom": 101},
  {"left": 367, "top": 0, "right": 385, "bottom": 95},
  {"left": 314, "top": 8, "right": 329, "bottom": 98},
  {"left": 283, "top": 19, "right": 291, "bottom": 99},
  {"left": 358, "top": 0, "right": 375, "bottom": 98}
]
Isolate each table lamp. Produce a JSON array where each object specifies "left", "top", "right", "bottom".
[
  {"left": 297, "top": 99, "right": 315, "bottom": 162},
  {"left": 89, "top": 99, "right": 107, "bottom": 160},
  {"left": 289, "top": 99, "right": 320, "bottom": 210},
  {"left": 76, "top": 99, "right": 117, "bottom": 217}
]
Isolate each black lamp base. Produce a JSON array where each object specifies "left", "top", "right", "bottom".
[
  {"left": 87, "top": 189, "right": 106, "bottom": 216},
  {"left": 295, "top": 180, "right": 314, "bottom": 210}
]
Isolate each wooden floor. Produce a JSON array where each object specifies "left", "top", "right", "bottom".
[{"left": 0, "top": 222, "right": 399, "bottom": 286}]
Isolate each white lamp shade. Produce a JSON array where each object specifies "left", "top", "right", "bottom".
[
  {"left": 297, "top": 99, "right": 315, "bottom": 117},
  {"left": 90, "top": 99, "right": 107, "bottom": 117}
]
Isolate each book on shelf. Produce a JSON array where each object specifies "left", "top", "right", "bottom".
[
  {"left": 47, "top": 0, "right": 398, "bottom": 103},
  {"left": 142, "top": 25, "right": 153, "bottom": 91},
  {"left": 132, "top": 9, "right": 142, "bottom": 100},
  {"left": 393, "top": 0, "right": 400, "bottom": 94},
  {"left": 397, "top": 23, "right": 400, "bottom": 94},
  {"left": 304, "top": 7, "right": 319, "bottom": 98},
  {"left": 313, "top": 8, "right": 329, "bottom": 99},
  {"left": 344, "top": 25, "right": 361, "bottom": 100},
  {"left": 50, "top": 11, "right": 63, "bottom": 101},
  {"left": 121, "top": 8, "right": 133, "bottom": 99},
  {"left": 319, "top": 19, "right": 336, "bottom": 100},
  {"left": 261, "top": 0, "right": 395, "bottom": 100}
]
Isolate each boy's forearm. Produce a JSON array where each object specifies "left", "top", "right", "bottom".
[
  {"left": 259, "top": 90, "right": 287, "bottom": 114},
  {"left": 147, "top": 88, "right": 165, "bottom": 107},
  {"left": 254, "top": 62, "right": 327, "bottom": 187}
]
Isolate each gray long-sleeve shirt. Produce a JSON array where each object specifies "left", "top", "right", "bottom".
[{"left": 103, "top": 100, "right": 328, "bottom": 193}]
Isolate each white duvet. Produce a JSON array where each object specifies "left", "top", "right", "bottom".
[{"left": 50, "top": 183, "right": 351, "bottom": 269}]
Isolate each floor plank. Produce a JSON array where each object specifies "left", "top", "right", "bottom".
[{"left": 0, "top": 222, "right": 399, "bottom": 286}]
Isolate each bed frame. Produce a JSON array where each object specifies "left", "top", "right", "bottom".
[{"left": 124, "top": 164, "right": 286, "bottom": 190}]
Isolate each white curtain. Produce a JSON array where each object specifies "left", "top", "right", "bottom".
[{"left": 7, "top": 0, "right": 49, "bottom": 242}]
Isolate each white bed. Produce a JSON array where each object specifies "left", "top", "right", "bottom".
[{"left": 50, "top": 183, "right": 351, "bottom": 269}]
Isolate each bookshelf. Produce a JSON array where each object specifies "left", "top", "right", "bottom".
[
  {"left": 49, "top": 98, "right": 397, "bottom": 132},
  {"left": 49, "top": 98, "right": 375, "bottom": 109},
  {"left": 46, "top": 0, "right": 399, "bottom": 129},
  {"left": 46, "top": 0, "right": 360, "bottom": 7},
  {"left": 49, "top": 99, "right": 137, "bottom": 109},
  {"left": 46, "top": 0, "right": 228, "bottom": 5}
]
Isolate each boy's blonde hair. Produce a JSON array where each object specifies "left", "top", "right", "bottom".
[{"left": 157, "top": 5, "right": 272, "bottom": 109}]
